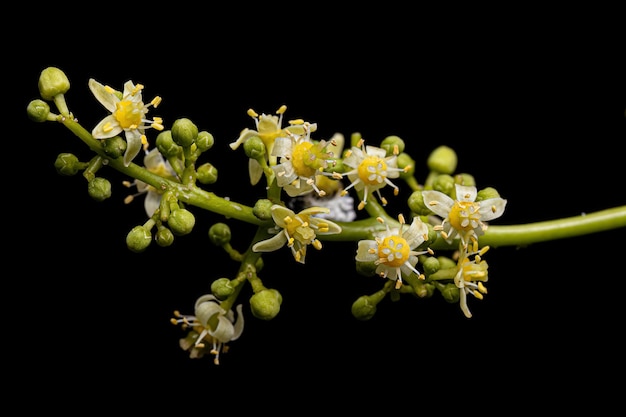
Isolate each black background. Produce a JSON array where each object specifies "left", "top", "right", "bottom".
[{"left": 10, "top": 8, "right": 626, "bottom": 413}]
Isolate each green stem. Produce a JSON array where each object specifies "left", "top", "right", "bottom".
[{"left": 59, "top": 115, "right": 263, "bottom": 226}]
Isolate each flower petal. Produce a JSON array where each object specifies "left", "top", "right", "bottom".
[
  {"left": 88, "top": 78, "right": 118, "bottom": 113},
  {"left": 123, "top": 129, "right": 143, "bottom": 167},
  {"left": 91, "top": 115, "right": 122, "bottom": 139},
  {"left": 422, "top": 190, "right": 454, "bottom": 218},
  {"left": 252, "top": 232, "right": 288, "bottom": 252}
]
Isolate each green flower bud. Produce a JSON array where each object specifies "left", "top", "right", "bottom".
[
  {"left": 87, "top": 177, "right": 111, "bottom": 202},
  {"left": 412, "top": 280, "right": 435, "bottom": 298},
  {"left": 196, "top": 131, "right": 215, "bottom": 152},
  {"left": 54, "top": 153, "right": 81, "bottom": 176},
  {"left": 350, "top": 132, "right": 362, "bottom": 147},
  {"left": 168, "top": 208, "right": 195, "bottom": 235},
  {"left": 454, "top": 173, "right": 475, "bottom": 187},
  {"left": 380, "top": 135, "right": 405, "bottom": 155},
  {"left": 440, "top": 283, "right": 460, "bottom": 303},
  {"left": 249, "top": 289, "right": 282, "bottom": 320},
  {"left": 155, "top": 226, "right": 174, "bottom": 247},
  {"left": 427, "top": 145, "right": 457, "bottom": 174},
  {"left": 156, "top": 130, "right": 180, "bottom": 158},
  {"left": 438, "top": 256, "right": 457, "bottom": 270},
  {"left": 208, "top": 222, "right": 231, "bottom": 246},
  {"left": 432, "top": 174, "right": 455, "bottom": 197},
  {"left": 101, "top": 136, "right": 127, "bottom": 159},
  {"left": 397, "top": 152, "right": 415, "bottom": 178},
  {"left": 351, "top": 295, "right": 377, "bottom": 321},
  {"left": 407, "top": 190, "right": 432, "bottom": 216},
  {"left": 243, "top": 135, "right": 265, "bottom": 160},
  {"left": 171, "top": 118, "right": 198, "bottom": 147},
  {"left": 477, "top": 186, "right": 501, "bottom": 201},
  {"left": 211, "top": 277, "right": 235, "bottom": 300},
  {"left": 196, "top": 162, "right": 218, "bottom": 184},
  {"left": 27, "top": 99, "right": 51, "bottom": 122},
  {"left": 253, "top": 199, "right": 273, "bottom": 221},
  {"left": 422, "top": 256, "right": 440, "bottom": 276},
  {"left": 126, "top": 225, "right": 152, "bottom": 253},
  {"left": 38, "top": 67, "right": 70, "bottom": 101}
]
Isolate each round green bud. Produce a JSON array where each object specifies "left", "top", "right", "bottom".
[
  {"left": 87, "top": 177, "right": 111, "bottom": 202},
  {"left": 427, "top": 145, "right": 457, "bottom": 174},
  {"left": 243, "top": 135, "right": 265, "bottom": 160},
  {"left": 155, "top": 226, "right": 174, "bottom": 247},
  {"left": 437, "top": 256, "right": 457, "bottom": 270},
  {"left": 101, "top": 136, "right": 127, "bottom": 159},
  {"left": 440, "top": 283, "right": 460, "bottom": 303},
  {"left": 54, "top": 153, "right": 81, "bottom": 176},
  {"left": 126, "top": 225, "right": 152, "bottom": 253},
  {"left": 351, "top": 295, "right": 377, "bottom": 321},
  {"left": 253, "top": 199, "right": 273, "bottom": 221},
  {"left": 168, "top": 208, "right": 195, "bottom": 235},
  {"left": 27, "top": 99, "right": 51, "bottom": 122},
  {"left": 407, "top": 190, "right": 432, "bottom": 216},
  {"left": 155, "top": 130, "right": 180, "bottom": 158},
  {"left": 355, "top": 259, "right": 377, "bottom": 277},
  {"left": 380, "top": 135, "right": 405, "bottom": 155},
  {"left": 38, "top": 67, "right": 70, "bottom": 101},
  {"left": 196, "top": 162, "right": 218, "bottom": 184},
  {"left": 211, "top": 277, "right": 235, "bottom": 300},
  {"left": 249, "top": 289, "right": 282, "bottom": 320},
  {"left": 477, "top": 186, "right": 501, "bottom": 201},
  {"left": 432, "top": 174, "right": 455, "bottom": 197},
  {"left": 397, "top": 152, "right": 415, "bottom": 178},
  {"left": 454, "top": 173, "right": 475, "bottom": 187},
  {"left": 171, "top": 118, "right": 198, "bottom": 147},
  {"left": 422, "top": 256, "right": 441, "bottom": 276},
  {"left": 208, "top": 222, "right": 231, "bottom": 246},
  {"left": 195, "top": 131, "right": 215, "bottom": 152}
]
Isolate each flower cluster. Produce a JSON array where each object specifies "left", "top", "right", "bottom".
[{"left": 29, "top": 68, "right": 525, "bottom": 366}]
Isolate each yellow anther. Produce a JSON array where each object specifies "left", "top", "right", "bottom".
[
  {"left": 129, "top": 124, "right": 138, "bottom": 130},
  {"left": 103, "top": 122, "right": 113, "bottom": 133},
  {"left": 472, "top": 290, "right": 484, "bottom": 300},
  {"left": 301, "top": 222, "right": 309, "bottom": 227},
  {"left": 287, "top": 237, "right": 295, "bottom": 246},
  {"left": 313, "top": 239, "right": 322, "bottom": 250},
  {"left": 247, "top": 108, "right": 258, "bottom": 118},
  {"left": 491, "top": 204, "right": 497, "bottom": 213},
  {"left": 393, "top": 144, "right": 399, "bottom": 155},
  {"left": 289, "top": 118, "right": 304, "bottom": 125},
  {"left": 418, "top": 273, "right": 426, "bottom": 280},
  {"left": 124, "top": 195, "right": 134, "bottom": 204},
  {"left": 332, "top": 172, "right": 343, "bottom": 179},
  {"left": 441, "top": 231, "right": 449, "bottom": 239},
  {"left": 395, "top": 279, "right": 403, "bottom": 289},
  {"left": 368, "top": 248, "right": 376, "bottom": 254},
  {"left": 277, "top": 105, "right": 287, "bottom": 114},
  {"left": 381, "top": 197, "right": 388, "bottom": 205},
  {"left": 398, "top": 213, "right": 405, "bottom": 224},
  {"left": 340, "top": 190, "right": 348, "bottom": 196},
  {"left": 169, "top": 318, "right": 178, "bottom": 325},
  {"left": 284, "top": 216, "right": 293, "bottom": 224},
  {"left": 151, "top": 96, "right": 162, "bottom": 107},
  {"left": 478, "top": 282, "right": 487, "bottom": 293},
  {"left": 104, "top": 85, "right": 115, "bottom": 94},
  {"left": 358, "top": 201, "right": 366, "bottom": 210},
  {"left": 376, "top": 216, "right": 384, "bottom": 223},
  {"left": 356, "top": 138, "right": 365, "bottom": 147},
  {"left": 428, "top": 200, "right": 438, "bottom": 206},
  {"left": 393, "top": 188, "right": 399, "bottom": 196},
  {"left": 403, "top": 166, "right": 412, "bottom": 173},
  {"left": 345, "top": 150, "right": 353, "bottom": 158}
]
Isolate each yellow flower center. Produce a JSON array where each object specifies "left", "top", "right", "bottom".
[
  {"left": 114, "top": 100, "right": 143, "bottom": 129},
  {"left": 357, "top": 156, "right": 387, "bottom": 186},
  {"left": 449, "top": 201, "right": 481, "bottom": 232},
  {"left": 291, "top": 141, "right": 328, "bottom": 178},
  {"left": 378, "top": 235, "right": 410, "bottom": 267},
  {"left": 285, "top": 214, "right": 315, "bottom": 245}
]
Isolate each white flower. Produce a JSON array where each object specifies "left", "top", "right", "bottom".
[
  {"left": 252, "top": 204, "right": 342, "bottom": 264},
  {"left": 453, "top": 247, "right": 490, "bottom": 318},
  {"left": 355, "top": 215, "right": 432, "bottom": 289},
  {"left": 271, "top": 124, "right": 337, "bottom": 197},
  {"left": 171, "top": 294, "right": 244, "bottom": 365},
  {"left": 341, "top": 139, "right": 408, "bottom": 210},
  {"left": 422, "top": 184, "right": 507, "bottom": 250},
  {"left": 123, "top": 148, "right": 177, "bottom": 217},
  {"left": 89, "top": 78, "right": 164, "bottom": 166},
  {"left": 229, "top": 106, "right": 319, "bottom": 186}
]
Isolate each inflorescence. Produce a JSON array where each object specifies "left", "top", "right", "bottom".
[{"left": 31, "top": 66, "right": 617, "bottom": 366}]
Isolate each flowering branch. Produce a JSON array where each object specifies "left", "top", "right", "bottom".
[{"left": 27, "top": 66, "right": 626, "bottom": 365}]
